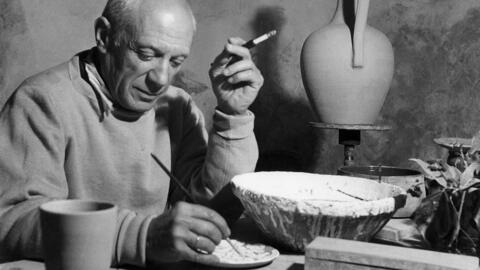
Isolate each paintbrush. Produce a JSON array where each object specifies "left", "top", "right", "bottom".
[{"left": 150, "top": 153, "right": 245, "bottom": 258}]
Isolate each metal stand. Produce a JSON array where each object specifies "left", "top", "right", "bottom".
[{"left": 310, "top": 122, "right": 391, "bottom": 166}]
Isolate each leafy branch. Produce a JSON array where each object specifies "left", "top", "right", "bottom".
[{"left": 409, "top": 143, "right": 480, "bottom": 256}]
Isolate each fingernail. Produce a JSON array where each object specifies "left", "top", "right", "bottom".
[{"left": 223, "top": 69, "right": 230, "bottom": 76}]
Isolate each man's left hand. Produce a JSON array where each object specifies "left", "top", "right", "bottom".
[{"left": 209, "top": 37, "right": 264, "bottom": 115}]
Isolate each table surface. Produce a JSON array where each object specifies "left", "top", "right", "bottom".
[
  {"left": 0, "top": 256, "right": 304, "bottom": 270},
  {"left": 0, "top": 218, "right": 457, "bottom": 270},
  {"left": 0, "top": 217, "right": 304, "bottom": 270}
]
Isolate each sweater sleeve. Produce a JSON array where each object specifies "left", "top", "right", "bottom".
[
  {"left": 170, "top": 97, "right": 258, "bottom": 204},
  {"left": 0, "top": 85, "right": 153, "bottom": 268},
  {"left": 0, "top": 85, "right": 68, "bottom": 260}
]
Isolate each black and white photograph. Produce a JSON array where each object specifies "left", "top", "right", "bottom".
[{"left": 1, "top": 0, "right": 480, "bottom": 269}]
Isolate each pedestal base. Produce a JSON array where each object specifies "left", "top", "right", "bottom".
[{"left": 310, "top": 122, "right": 391, "bottom": 166}]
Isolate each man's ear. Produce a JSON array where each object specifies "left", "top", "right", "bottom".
[{"left": 94, "top": 16, "right": 111, "bottom": 54}]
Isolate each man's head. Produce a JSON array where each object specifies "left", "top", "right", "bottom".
[{"left": 94, "top": 0, "right": 196, "bottom": 113}]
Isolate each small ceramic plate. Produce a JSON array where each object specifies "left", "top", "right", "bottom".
[
  {"left": 206, "top": 239, "right": 279, "bottom": 268},
  {"left": 433, "top": 137, "right": 472, "bottom": 150}
]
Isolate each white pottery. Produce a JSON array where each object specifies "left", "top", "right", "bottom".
[
  {"left": 40, "top": 200, "right": 117, "bottom": 270},
  {"left": 338, "top": 166, "right": 425, "bottom": 218},
  {"left": 231, "top": 172, "right": 406, "bottom": 251},
  {"left": 300, "top": 0, "right": 394, "bottom": 124}
]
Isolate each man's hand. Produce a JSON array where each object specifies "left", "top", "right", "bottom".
[
  {"left": 145, "top": 201, "right": 230, "bottom": 264},
  {"left": 209, "top": 37, "right": 264, "bottom": 115}
]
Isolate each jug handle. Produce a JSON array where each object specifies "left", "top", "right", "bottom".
[{"left": 353, "top": 0, "right": 370, "bottom": 68}]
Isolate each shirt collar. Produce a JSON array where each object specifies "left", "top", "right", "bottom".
[{"left": 83, "top": 57, "right": 114, "bottom": 115}]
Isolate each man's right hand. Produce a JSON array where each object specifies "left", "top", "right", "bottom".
[{"left": 146, "top": 201, "right": 231, "bottom": 264}]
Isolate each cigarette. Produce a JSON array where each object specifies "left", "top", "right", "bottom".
[
  {"left": 224, "top": 30, "right": 277, "bottom": 66},
  {"left": 242, "top": 30, "right": 277, "bottom": 49}
]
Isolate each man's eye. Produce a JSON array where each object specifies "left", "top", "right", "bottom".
[
  {"left": 137, "top": 52, "right": 154, "bottom": 61},
  {"left": 170, "top": 59, "right": 184, "bottom": 68}
]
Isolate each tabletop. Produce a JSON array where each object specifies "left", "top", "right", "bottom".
[
  {"left": 0, "top": 217, "right": 305, "bottom": 270},
  {"left": 0, "top": 256, "right": 303, "bottom": 270},
  {"left": 1, "top": 218, "right": 472, "bottom": 270}
]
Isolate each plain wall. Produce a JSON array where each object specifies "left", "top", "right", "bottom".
[{"left": 2, "top": 0, "right": 480, "bottom": 174}]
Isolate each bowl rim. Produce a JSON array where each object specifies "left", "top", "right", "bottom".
[
  {"left": 231, "top": 171, "right": 406, "bottom": 216},
  {"left": 232, "top": 171, "right": 406, "bottom": 198}
]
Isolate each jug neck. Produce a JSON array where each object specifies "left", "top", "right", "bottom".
[
  {"left": 331, "top": 0, "right": 359, "bottom": 26},
  {"left": 331, "top": 0, "right": 346, "bottom": 24},
  {"left": 330, "top": 0, "right": 370, "bottom": 67}
]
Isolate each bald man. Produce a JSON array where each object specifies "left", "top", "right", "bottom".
[{"left": 0, "top": 0, "right": 263, "bottom": 267}]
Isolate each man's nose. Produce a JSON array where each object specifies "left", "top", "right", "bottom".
[{"left": 146, "top": 60, "right": 169, "bottom": 89}]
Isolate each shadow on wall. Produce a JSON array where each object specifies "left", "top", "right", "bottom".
[{"left": 248, "top": 5, "right": 316, "bottom": 172}]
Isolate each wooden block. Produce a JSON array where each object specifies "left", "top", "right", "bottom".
[
  {"left": 373, "top": 218, "right": 427, "bottom": 248},
  {"left": 305, "top": 237, "right": 479, "bottom": 270},
  {"left": 306, "top": 257, "right": 388, "bottom": 270}
]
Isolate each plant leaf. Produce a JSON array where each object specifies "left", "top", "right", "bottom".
[
  {"left": 439, "top": 160, "right": 462, "bottom": 187},
  {"left": 448, "top": 191, "right": 466, "bottom": 248},
  {"left": 425, "top": 191, "right": 457, "bottom": 251},
  {"left": 409, "top": 158, "right": 447, "bottom": 188},
  {"left": 460, "top": 162, "right": 480, "bottom": 187},
  {"left": 469, "top": 131, "right": 480, "bottom": 154},
  {"left": 473, "top": 195, "right": 480, "bottom": 231},
  {"left": 468, "top": 187, "right": 480, "bottom": 193}
]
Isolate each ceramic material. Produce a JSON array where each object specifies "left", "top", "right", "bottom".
[
  {"left": 40, "top": 200, "right": 117, "bottom": 270},
  {"left": 231, "top": 172, "right": 406, "bottom": 251},
  {"left": 208, "top": 239, "right": 279, "bottom": 268},
  {"left": 338, "top": 166, "right": 425, "bottom": 218},
  {"left": 300, "top": 0, "right": 394, "bottom": 124}
]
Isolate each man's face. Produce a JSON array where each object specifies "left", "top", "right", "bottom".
[{"left": 103, "top": 5, "right": 194, "bottom": 113}]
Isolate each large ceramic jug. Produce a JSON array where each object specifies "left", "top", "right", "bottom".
[{"left": 301, "top": 0, "right": 394, "bottom": 125}]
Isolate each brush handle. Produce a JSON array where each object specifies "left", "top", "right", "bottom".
[
  {"left": 151, "top": 153, "right": 195, "bottom": 202},
  {"left": 151, "top": 153, "right": 244, "bottom": 257}
]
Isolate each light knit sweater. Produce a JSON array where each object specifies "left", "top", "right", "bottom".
[{"left": 0, "top": 50, "right": 258, "bottom": 267}]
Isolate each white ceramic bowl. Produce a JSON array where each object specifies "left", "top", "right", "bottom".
[
  {"left": 338, "top": 166, "right": 425, "bottom": 218},
  {"left": 231, "top": 172, "right": 406, "bottom": 251}
]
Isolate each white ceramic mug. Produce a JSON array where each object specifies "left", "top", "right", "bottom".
[{"left": 40, "top": 200, "right": 117, "bottom": 270}]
